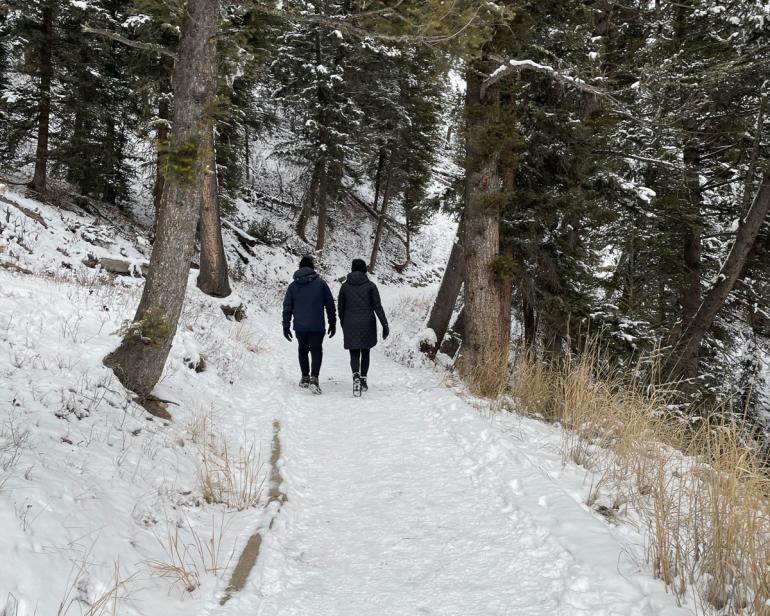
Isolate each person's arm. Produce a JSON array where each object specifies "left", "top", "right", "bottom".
[
  {"left": 337, "top": 285, "right": 346, "bottom": 327},
  {"left": 282, "top": 284, "right": 294, "bottom": 340},
  {"left": 371, "top": 283, "right": 389, "bottom": 338},
  {"left": 323, "top": 281, "right": 337, "bottom": 335}
]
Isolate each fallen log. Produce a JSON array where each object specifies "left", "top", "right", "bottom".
[
  {"left": 342, "top": 189, "right": 407, "bottom": 246},
  {"left": 82, "top": 254, "right": 148, "bottom": 277},
  {"left": 0, "top": 195, "right": 49, "bottom": 228},
  {"left": 0, "top": 260, "right": 34, "bottom": 275}
]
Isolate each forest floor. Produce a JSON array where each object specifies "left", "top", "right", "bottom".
[{"left": 0, "top": 185, "right": 696, "bottom": 615}]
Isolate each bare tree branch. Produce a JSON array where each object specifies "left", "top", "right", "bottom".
[
  {"left": 593, "top": 149, "right": 685, "bottom": 170},
  {"left": 82, "top": 24, "right": 178, "bottom": 61},
  {"left": 255, "top": 4, "right": 484, "bottom": 47}
]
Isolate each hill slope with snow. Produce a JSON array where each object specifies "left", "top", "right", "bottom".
[{"left": 0, "top": 185, "right": 694, "bottom": 615}]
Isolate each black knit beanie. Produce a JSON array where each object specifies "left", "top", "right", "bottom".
[
  {"left": 352, "top": 258, "right": 367, "bottom": 273},
  {"left": 299, "top": 256, "right": 315, "bottom": 269}
]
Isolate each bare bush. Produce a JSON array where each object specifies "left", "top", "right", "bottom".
[{"left": 0, "top": 408, "right": 30, "bottom": 491}]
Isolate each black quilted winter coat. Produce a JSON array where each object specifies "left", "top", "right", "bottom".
[{"left": 338, "top": 271, "right": 388, "bottom": 350}]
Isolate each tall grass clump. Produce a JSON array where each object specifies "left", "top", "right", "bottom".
[
  {"left": 187, "top": 410, "right": 264, "bottom": 511},
  {"left": 509, "top": 345, "right": 770, "bottom": 614}
]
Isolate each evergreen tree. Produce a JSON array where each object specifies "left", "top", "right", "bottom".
[{"left": 269, "top": 6, "right": 364, "bottom": 250}]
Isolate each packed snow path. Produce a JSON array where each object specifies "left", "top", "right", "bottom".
[{"left": 210, "top": 324, "right": 688, "bottom": 616}]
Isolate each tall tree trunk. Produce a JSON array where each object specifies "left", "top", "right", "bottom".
[
  {"left": 152, "top": 89, "right": 171, "bottom": 217},
  {"left": 423, "top": 217, "right": 465, "bottom": 357},
  {"left": 315, "top": 162, "right": 329, "bottom": 252},
  {"left": 741, "top": 93, "right": 765, "bottom": 212},
  {"left": 368, "top": 150, "right": 395, "bottom": 272},
  {"left": 102, "top": 19, "right": 120, "bottom": 206},
  {"left": 103, "top": 114, "right": 118, "bottom": 204},
  {"left": 671, "top": 0, "right": 702, "bottom": 382},
  {"left": 522, "top": 294, "right": 536, "bottom": 347},
  {"left": 104, "top": 0, "right": 219, "bottom": 397},
  {"left": 402, "top": 218, "right": 411, "bottom": 266},
  {"left": 372, "top": 146, "right": 385, "bottom": 212},
  {"left": 197, "top": 129, "right": 231, "bottom": 297},
  {"left": 672, "top": 171, "right": 770, "bottom": 381},
  {"left": 297, "top": 161, "right": 320, "bottom": 243},
  {"left": 30, "top": 1, "right": 53, "bottom": 194},
  {"left": 679, "top": 141, "right": 702, "bottom": 380},
  {"left": 245, "top": 124, "right": 251, "bottom": 182},
  {"left": 455, "top": 64, "right": 513, "bottom": 395}
]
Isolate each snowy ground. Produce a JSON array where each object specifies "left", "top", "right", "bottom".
[
  {"left": 208, "top": 337, "right": 693, "bottom": 616},
  {"left": 0, "top": 185, "right": 694, "bottom": 615}
]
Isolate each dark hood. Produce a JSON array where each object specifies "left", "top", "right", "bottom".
[
  {"left": 293, "top": 267, "right": 319, "bottom": 284},
  {"left": 346, "top": 271, "right": 369, "bottom": 286}
]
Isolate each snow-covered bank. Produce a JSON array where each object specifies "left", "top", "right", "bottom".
[{"left": 1, "top": 185, "right": 694, "bottom": 615}]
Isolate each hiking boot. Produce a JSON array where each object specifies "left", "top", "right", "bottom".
[
  {"left": 309, "top": 376, "right": 322, "bottom": 394},
  {"left": 360, "top": 376, "right": 368, "bottom": 392},
  {"left": 353, "top": 372, "right": 361, "bottom": 397},
  {"left": 299, "top": 375, "right": 310, "bottom": 389}
]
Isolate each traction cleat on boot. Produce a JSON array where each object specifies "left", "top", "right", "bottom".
[
  {"left": 353, "top": 372, "right": 362, "bottom": 397},
  {"left": 299, "top": 375, "right": 310, "bottom": 389},
  {"left": 309, "top": 376, "right": 322, "bottom": 394},
  {"left": 360, "top": 376, "right": 368, "bottom": 392}
]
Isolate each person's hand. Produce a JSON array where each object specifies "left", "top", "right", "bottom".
[
  {"left": 283, "top": 326, "right": 293, "bottom": 342},
  {"left": 328, "top": 324, "right": 336, "bottom": 338},
  {"left": 382, "top": 325, "right": 390, "bottom": 340}
]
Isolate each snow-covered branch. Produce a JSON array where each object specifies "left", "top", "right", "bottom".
[{"left": 481, "top": 57, "right": 602, "bottom": 100}]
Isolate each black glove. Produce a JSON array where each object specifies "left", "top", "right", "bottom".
[
  {"left": 328, "top": 323, "right": 336, "bottom": 338},
  {"left": 382, "top": 325, "right": 390, "bottom": 340},
  {"left": 283, "top": 325, "right": 293, "bottom": 342}
]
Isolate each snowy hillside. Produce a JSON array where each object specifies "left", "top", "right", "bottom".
[{"left": 0, "top": 184, "right": 703, "bottom": 616}]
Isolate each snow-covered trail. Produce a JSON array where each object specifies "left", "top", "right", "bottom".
[{"left": 209, "top": 318, "right": 690, "bottom": 616}]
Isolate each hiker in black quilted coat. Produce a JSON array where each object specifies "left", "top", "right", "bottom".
[{"left": 338, "top": 259, "right": 389, "bottom": 391}]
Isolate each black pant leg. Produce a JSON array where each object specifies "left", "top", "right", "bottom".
[
  {"left": 308, "top": 331, "right": 325, "bottom": 377},
  {"left": 296, "top": 332, "right": 310, "bottom": 376},
  {"left": 349, "top": 349, "right": 361, "bottom": 374},
  {"left": 360, "top": 349, "right": 371, "bottom": 377}
]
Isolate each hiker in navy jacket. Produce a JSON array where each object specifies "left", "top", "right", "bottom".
[{"left": 282, "top": 256, "right": 336, "bottom": 394}]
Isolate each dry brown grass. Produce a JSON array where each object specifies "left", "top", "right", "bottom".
[
  {"left": 456, "top": 348, "right": 511, "bottom": 399},
  {"left": 148, "top": 514, "right": 228, "bottom": 593},
  {"left": 509, "top": 346, "right": 770, "bottom": 614},
  {"left": 58, "top": 546, "right": 135, "bottom": 615},
  {"left": 188, "top": 410, "right": 265, "bottom": 511},
  {"left": 231, "top": 322, "right": 266, "bottom": 355}
]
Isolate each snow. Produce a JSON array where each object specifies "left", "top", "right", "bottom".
[
  {"left": 0, "top": 188, "right": 695, "bottom": 615},
  {"left": 122, "top": 14, "right": 152, "bottom": 29},
  {"left": 418, "top": 327, "right": 437, "bottom": 346},
  {"left": 489, "top": 59, "right": 587, "bottom": 87},
  {"left": 207, "top": 356, "right": 692, "bottom": 616}
]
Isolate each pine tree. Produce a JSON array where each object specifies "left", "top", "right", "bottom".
[
  {"left": 0, "top": 0, "right": 58, "bottom": 190},
  {"left": 105, "top": 0, "right": 220, "bottom": 396},
  {"left": 268, "top": 9, "right": 363, "bottom": 250}
]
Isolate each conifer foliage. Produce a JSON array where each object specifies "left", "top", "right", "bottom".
[{"left": 0, "top": 0, "right": 768, "bottom": 415}]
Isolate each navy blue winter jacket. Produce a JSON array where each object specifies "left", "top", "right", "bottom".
[{"left": 282, "top": 267, "right": 337, "bottom": 333}]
